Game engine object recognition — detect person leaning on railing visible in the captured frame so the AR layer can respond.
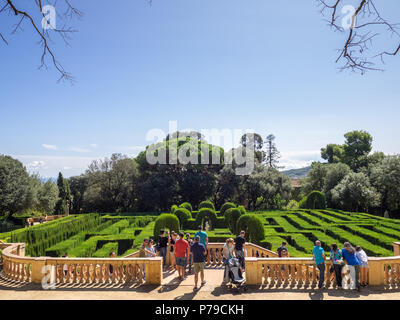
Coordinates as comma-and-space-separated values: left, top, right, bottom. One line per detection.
312, 240, 326, 290
356, 246, 369, 287
330, 243, 344, 288
342, 242, 361, 291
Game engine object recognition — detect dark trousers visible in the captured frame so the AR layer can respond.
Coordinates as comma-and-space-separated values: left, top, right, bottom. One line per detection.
333, 264, 343, 287
235, 249, 245, 269
354, 264, 361, 289
317, 263, 325, 288
159, 247, 167, 266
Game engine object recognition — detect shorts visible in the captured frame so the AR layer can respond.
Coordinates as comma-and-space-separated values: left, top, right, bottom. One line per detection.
194, 262, 205, 273
176, 257, 187, 267
360, 262, 369, 268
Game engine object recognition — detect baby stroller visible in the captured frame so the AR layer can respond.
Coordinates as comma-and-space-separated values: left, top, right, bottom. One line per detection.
226, 258, 247, 292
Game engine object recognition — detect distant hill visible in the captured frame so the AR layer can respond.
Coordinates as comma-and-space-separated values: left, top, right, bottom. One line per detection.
281, 166, 311, 179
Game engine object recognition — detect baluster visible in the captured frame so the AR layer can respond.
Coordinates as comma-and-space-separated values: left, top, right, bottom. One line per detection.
325, 263, 331, 288
276, 264, 282, 286
290, 263, 295, 286
66, 263, 71, 284
21, 262, 26, 282
71, 264, 77, 283
390, 264, 395, 286
120, 264, 125, 283
84, 264, 89, 284
26, 263, 31, 282
103, 263, 109, 283
395, 264, 400, 286
138, 263, 143, 283
304, 265, 310, 287
385, 264, 389, 285
262, 264, 268, 285
125, 263, 131, 283
77, 264, 83, 284
312, 265, 317, 286
132, 263, 138, 283
211, 249, 216, 266
297, 264, 303, 286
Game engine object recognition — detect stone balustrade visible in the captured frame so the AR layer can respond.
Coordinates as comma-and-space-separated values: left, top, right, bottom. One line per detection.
245, 257, 334, 287
2, 241, 400, 288
245, 243, 400, 288
1, 242, 162, 285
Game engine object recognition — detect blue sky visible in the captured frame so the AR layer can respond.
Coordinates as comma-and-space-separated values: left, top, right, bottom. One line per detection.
1, 0, 399, 177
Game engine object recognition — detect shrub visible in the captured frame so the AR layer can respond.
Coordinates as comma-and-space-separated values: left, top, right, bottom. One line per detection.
171, 205, 178, 213
93, 242, 118, 258
224, 208, 242, 234
179, 202, 193, 212
220, 202, 236, 216
305, 191, 327, 210
238, 205, 247, 215
195, 208, 218, 230
285, 200, 299, 210
153, 214, 180, 239
299, 196, 308, 209
174, 208, 192, 226
236, 214, 265, 243
198, 200, 215, 211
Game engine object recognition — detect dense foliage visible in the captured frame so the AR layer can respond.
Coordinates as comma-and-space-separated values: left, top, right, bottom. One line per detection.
236, 214, 265, 243
153, 214, 180, 239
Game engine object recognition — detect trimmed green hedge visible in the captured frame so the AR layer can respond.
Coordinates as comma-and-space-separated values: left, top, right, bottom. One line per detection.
236, 214, 265, 243
224, 208, 242, 234
153, 214, 180, 239
220, 202, 236, 216
195, 208, 218, 230
93, 242, 118, 258
174, 208, 192, 226
198, 200, 215, 211
179, 202, 193, 212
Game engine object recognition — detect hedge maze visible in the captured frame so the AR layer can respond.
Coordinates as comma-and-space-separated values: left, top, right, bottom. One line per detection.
1, 202, 400, 259
258, 209, 400, 257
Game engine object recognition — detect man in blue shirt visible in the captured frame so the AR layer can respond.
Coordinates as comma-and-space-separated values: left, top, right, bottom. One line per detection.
190, 236, 207, 290
312, 240, 326, 289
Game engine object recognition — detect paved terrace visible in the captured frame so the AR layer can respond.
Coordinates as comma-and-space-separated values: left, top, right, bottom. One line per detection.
1, 269, 400, 300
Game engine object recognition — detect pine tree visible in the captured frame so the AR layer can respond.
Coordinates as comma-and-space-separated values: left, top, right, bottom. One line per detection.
55, 172, 71, 214
265, 134, 283, 169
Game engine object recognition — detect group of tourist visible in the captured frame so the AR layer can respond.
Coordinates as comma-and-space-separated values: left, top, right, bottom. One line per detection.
277, 240, 369, 291
142, 226, 247, 290
310, 240, 369, 290
61, 230, 370, 291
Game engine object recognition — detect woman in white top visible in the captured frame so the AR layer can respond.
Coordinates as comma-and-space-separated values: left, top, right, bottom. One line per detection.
355, 246, 369, 286
146, 239, 156, 257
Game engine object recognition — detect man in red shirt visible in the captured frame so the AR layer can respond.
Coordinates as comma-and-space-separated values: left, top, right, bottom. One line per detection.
174, 232, 190, 280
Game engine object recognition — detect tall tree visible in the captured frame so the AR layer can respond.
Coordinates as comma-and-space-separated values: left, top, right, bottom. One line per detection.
240, 133, 265, 164
331, 172, 380, 212
343, 130, 373, 171
370, 155, 400, 214
55, 172, 71, 214
0, 155, 30, 216
321, 144, 344, 163
323, 163, 351, 207
38, 180, 59, 215
301, 162, 328, 195
265, 134, 282, 169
